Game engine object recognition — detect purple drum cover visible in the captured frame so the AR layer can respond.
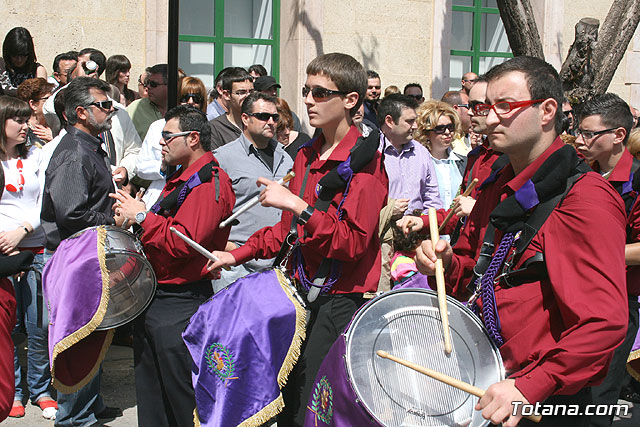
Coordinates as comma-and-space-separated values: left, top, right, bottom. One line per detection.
304, 334, 381, 426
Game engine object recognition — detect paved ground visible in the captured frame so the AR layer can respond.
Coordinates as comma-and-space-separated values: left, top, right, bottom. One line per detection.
3, 343, 639, 426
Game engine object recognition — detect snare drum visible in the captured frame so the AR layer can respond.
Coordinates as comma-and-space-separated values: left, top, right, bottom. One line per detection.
91, 226, 156, 330
305, 288, 504, 427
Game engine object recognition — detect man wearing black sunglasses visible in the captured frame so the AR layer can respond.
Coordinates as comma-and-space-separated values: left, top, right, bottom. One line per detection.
41, 77, 128, 427
208, 53, 388, 426
414, 56, 628, 427
213, 91, 293, 291
126, 64, 168, 141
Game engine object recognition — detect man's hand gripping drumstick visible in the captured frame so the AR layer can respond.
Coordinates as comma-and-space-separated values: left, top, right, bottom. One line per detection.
395, 178, 478, 236
207, 171, 305, 273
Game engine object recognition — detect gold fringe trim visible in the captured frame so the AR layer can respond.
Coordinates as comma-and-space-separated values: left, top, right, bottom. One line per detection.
275, 268, 307, 389
53, 329, 114, 393
238, 394, 284, 427
51, 226, 112, 392
193, 407, 201, 427
626, 348, 640, 382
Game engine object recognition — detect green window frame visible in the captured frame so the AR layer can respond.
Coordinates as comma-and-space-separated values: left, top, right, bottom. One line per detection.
450, 1, 512, 74
178, 0, 280, 84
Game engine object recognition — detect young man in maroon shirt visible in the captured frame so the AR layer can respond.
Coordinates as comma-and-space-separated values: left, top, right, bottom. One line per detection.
574, 93, 640, 427
111, 105, 235, 427
210, 53, 388, 426
414, 56, 628, 426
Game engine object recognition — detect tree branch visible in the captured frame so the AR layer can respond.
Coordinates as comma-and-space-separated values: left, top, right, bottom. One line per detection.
495, 0, 544, 58
591, 0, 640, 94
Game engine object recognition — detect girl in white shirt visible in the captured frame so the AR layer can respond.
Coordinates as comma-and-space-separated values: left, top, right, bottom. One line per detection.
0, 95, 56, 419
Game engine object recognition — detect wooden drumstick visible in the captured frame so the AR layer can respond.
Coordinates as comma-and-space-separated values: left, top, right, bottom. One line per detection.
428, 207, 452, 355
169, 227, 231, 271
439, 178, 479, 233
376, 350, 542, 423
220, 171, 295, 228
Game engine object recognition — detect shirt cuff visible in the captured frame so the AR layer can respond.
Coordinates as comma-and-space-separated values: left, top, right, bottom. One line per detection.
230, 245, 252, 265
513, 366, 557, 405
301, 209, 322, 235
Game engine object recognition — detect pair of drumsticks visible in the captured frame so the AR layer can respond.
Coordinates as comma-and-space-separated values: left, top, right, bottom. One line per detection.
381, 179, 541, 423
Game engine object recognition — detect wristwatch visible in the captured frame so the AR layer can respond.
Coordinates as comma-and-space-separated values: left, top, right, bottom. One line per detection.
135, 211, 148, 225
296, 206, 315, 225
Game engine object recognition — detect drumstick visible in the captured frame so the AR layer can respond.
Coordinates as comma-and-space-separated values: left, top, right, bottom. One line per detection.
428, 207, 452, 355
220, 171, 295, 228
169, 227, 231, 271
376, 350, 542, 423
438, 178, 479, 233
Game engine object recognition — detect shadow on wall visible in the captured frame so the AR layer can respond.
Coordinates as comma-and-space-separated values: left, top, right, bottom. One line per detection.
430, 2, 452, 99
357, 34, 379, 71
289, 1, 324, 57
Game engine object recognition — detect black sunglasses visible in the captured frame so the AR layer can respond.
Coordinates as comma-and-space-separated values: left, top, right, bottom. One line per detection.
247, 112, 280, 122
146, 80, 166, 88
428, 123, 455, 134
180, 93, 203, 104
406, 94, 423, 100
87, 100, 113, 110
302, 86, 347, 100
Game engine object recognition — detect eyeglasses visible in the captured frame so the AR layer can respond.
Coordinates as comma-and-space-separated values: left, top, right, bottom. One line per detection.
576, 127, 618, 140
302, 86, 347, 100
406, 94, 423, 100
161, 130, 200, 142
563, 110, 574, 117
463, 79, 478, 83
229, 89, 253, 96
180, 93, 203, 104
473, 99, 546, 117
86, 100, 113, 110
468, 100, 484, 114
246, 112, 280, 122
427, 123, 455, 134
146, 80, 166, 88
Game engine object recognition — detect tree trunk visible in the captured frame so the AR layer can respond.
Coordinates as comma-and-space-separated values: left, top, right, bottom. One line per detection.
559, 18, 599, 103
591, 0, 640, 94
495, 0, 544, 59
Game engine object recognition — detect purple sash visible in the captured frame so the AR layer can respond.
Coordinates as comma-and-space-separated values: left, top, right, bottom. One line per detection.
627, 296, 640, 379
42, 226, 113, 392
183, 269, 306, 426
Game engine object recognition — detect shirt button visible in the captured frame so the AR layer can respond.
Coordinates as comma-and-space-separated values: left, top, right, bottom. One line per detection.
525, 374, 531, 379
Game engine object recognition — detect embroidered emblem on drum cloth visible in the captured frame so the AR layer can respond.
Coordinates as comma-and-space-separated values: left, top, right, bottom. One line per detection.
308, 376, 333, 425
204, 343, 238, 386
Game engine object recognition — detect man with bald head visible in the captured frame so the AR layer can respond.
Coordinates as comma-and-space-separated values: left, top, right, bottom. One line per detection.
442, 90, 472, 155
461, 71, 479, 95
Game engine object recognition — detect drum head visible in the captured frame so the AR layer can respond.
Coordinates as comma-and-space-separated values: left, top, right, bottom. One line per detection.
71, 226, 157, 330
345, 288, 504, 427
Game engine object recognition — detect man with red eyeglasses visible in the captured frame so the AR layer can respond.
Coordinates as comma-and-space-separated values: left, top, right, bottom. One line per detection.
209, 53, 388, 426
414, 56, 627, 426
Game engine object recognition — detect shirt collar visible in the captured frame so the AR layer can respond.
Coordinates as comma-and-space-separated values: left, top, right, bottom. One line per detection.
169, 151, 216, 183
310, 125, 362, 163
380, 132, 415, 155
507, 136, 564, 193
238, 133, 277, 157
66, 126, 103, 152
605, 149, 634, 183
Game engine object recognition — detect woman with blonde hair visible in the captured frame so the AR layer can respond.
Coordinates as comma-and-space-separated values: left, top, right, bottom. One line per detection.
628, 128, 640, 161
414, 100, 467, 211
